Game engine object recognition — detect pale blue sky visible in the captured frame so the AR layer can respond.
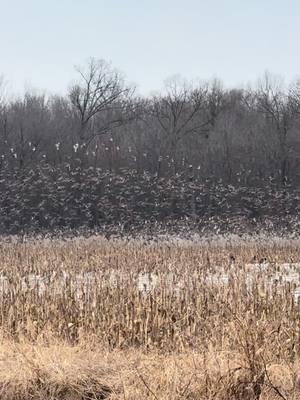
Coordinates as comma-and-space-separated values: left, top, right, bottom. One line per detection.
0, 0, 299, 96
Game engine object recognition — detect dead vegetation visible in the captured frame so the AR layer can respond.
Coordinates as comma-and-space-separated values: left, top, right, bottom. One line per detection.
0, 235, 299, 399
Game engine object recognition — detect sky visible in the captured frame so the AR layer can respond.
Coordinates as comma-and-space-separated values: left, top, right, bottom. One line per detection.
0, 0, 300, 96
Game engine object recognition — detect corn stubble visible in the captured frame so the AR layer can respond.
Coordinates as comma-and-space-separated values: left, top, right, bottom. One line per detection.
0, 236, 299, 399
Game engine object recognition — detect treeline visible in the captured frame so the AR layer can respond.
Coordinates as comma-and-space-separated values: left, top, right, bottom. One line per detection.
0, 58, 299, 186
0, 59, 300, 235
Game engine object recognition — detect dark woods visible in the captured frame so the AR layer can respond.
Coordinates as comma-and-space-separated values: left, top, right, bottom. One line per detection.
0, 60, 299, 235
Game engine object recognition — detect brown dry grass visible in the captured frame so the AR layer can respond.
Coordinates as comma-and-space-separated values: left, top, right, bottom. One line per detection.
0, 235, 299, 399
0, 341, 299, 399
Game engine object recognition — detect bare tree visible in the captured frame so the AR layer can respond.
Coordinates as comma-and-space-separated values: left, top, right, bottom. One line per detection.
9, 92, 51, 169
150, 77, 219, 173
254, 72, 300, 184
69, 58, 135, 161
0, 76, 9, 147
0, 77, 9, 169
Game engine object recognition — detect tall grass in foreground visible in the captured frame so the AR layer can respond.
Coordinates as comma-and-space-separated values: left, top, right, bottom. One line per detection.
0, 236, 299, 399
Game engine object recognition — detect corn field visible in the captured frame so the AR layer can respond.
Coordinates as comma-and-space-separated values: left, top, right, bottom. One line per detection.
0, 236, 300, 399
0, 236, 299, 348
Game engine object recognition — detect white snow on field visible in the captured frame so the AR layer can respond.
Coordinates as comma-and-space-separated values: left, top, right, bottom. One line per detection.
0, 262, 299, 300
